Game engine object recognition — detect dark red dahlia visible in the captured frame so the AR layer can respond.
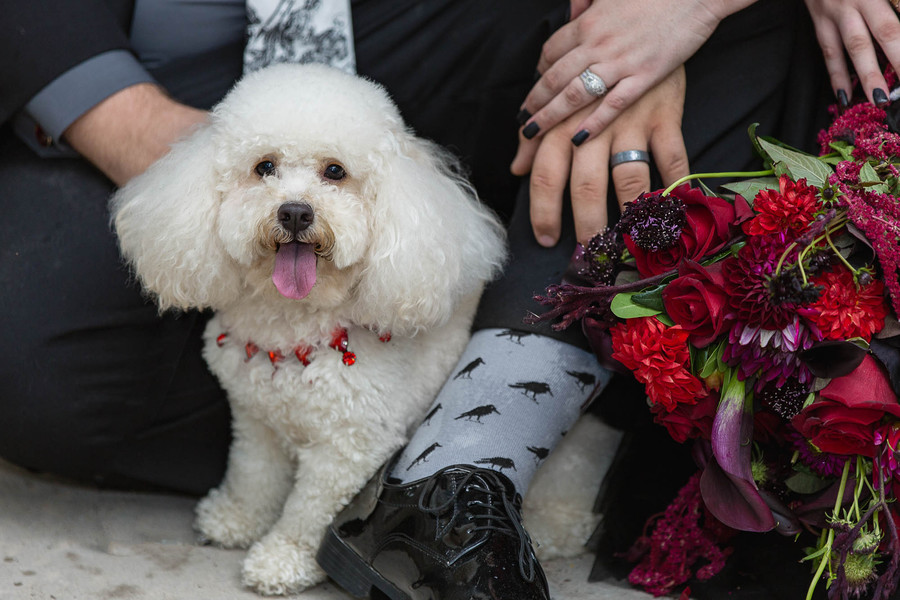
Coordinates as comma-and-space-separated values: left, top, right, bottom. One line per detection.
723, 318, 817, 391
722, 234, 799, 330
788, 430, 848, 478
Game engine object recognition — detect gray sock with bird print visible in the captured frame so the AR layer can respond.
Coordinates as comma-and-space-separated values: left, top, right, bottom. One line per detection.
392, 328, 610, 492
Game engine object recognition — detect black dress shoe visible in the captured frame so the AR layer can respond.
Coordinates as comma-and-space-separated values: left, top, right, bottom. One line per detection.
317, 463, 550, 600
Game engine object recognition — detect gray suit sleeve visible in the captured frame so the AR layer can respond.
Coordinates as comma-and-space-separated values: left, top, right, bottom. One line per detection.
12, 50, 155, 156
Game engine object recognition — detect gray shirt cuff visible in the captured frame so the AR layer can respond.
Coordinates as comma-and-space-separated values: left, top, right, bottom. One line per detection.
12, 50, 156, 157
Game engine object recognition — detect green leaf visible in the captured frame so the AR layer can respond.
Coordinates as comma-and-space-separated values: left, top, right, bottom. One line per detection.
632, 284, 666, 312
655, 314, 675, 327
828, 141, 855, 161
785, 471, 832, 494
748, 123, 768, 166
773, 161, 793, 180
757, 137, 833, 188
859, 161, 888, 193
698, 178, 717, 198
697, 342, 725, 378
720, 177, 780, 203
610, 292, 661, 319
759, 135, 810, 156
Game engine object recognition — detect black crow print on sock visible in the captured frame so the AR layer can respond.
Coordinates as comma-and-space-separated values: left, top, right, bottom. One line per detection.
474, 457, 516, 472
422, 403, 442, 425
495, 330, 532, 345
453, 357, 484, 379
406, 442, 442, 471
454, 404, 501, 423
391, 328, 610, 492
508, 381, 553, 403
566, 370, 596, 391
526, 446, 549, 463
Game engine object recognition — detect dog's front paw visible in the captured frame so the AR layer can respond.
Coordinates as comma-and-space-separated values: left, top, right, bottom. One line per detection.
242, 534, 325, 596
194, 488, 277, 549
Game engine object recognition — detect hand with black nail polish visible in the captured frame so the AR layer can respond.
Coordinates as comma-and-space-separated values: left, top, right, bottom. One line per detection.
804, 0, 900, 108
510, 66, 689, 249
836, 89, 849, 108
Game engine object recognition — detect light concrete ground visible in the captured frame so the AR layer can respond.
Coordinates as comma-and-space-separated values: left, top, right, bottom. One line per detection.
0, 457, 652, 600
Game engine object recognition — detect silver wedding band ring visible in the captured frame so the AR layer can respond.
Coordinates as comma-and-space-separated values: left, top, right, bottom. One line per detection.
580, 68, 608, 97
609, 150, 651, 168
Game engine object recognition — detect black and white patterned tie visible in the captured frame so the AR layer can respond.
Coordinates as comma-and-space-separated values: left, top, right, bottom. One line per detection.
244, 0, 355, 74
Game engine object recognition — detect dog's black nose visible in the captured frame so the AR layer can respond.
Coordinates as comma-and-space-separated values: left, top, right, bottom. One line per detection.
278, 202, 314, 235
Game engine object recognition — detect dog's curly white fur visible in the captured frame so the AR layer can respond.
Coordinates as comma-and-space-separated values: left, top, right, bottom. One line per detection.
111, 64, 506, 596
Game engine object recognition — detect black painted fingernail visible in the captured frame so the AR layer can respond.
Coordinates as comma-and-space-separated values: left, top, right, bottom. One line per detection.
571, 129, 590, 147
836, 89, 849, 108
874, 88, 889, 106
522, 122, 540, 139
516, 109, 532, 126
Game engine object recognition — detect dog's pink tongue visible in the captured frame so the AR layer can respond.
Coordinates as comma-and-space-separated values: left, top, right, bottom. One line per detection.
273, 242, 317, 299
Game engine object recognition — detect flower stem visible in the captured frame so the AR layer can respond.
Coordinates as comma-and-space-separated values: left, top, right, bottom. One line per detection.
853, 456, 864, 521
773, 212, 848, 279
834, 458, 851, 522
824, 226, 856, 275
806, 459, 851, 600
525, 270, 673, 328
662, 170, 775, 196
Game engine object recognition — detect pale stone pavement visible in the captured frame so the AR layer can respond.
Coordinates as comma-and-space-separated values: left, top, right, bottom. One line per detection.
0, 457, 654, 600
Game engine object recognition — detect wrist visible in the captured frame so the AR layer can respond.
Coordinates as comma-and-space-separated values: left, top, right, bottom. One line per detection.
64, 83, 207, 186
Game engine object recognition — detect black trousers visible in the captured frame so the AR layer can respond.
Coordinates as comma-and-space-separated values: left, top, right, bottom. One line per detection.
0, 0, 827, 495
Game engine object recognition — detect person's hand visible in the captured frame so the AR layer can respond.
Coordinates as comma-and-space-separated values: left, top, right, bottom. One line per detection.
516, 0, 754, 148
64, 83, 208, 186
803, 0, 900, 107
512, 66, 689, 247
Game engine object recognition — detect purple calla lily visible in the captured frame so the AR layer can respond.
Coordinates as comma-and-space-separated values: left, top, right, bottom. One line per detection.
700, 372, 777, 532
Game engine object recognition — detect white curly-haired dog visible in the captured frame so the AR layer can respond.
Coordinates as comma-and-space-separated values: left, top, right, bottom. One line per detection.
110, 63, 508, 595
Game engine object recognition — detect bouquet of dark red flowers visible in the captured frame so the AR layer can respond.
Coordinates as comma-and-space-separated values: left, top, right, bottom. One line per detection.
530, 85, 900, 598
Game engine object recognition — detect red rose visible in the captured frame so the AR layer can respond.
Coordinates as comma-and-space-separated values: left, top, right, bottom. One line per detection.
661, 260, 731, 348
791, 355, 900, 457
652, 391, 718, 443
625, 184, 736, 277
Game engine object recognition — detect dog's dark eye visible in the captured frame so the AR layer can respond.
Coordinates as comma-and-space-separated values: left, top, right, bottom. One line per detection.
323, 164, 346, 181
255, 160, 276, 177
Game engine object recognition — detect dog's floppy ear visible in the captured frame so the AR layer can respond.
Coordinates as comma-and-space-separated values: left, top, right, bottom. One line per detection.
110, 125, 242, 311
352, 133, 507, 335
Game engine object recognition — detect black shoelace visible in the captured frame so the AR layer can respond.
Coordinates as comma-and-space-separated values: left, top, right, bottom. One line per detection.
416, 466, 538, 582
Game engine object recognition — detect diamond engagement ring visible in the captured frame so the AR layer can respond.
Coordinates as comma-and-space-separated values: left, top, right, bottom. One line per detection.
580, 68, 608, 97
609, 150, 651, 167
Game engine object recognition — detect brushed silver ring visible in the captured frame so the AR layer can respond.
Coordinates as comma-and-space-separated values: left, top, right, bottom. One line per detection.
609, 150, 650, 167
